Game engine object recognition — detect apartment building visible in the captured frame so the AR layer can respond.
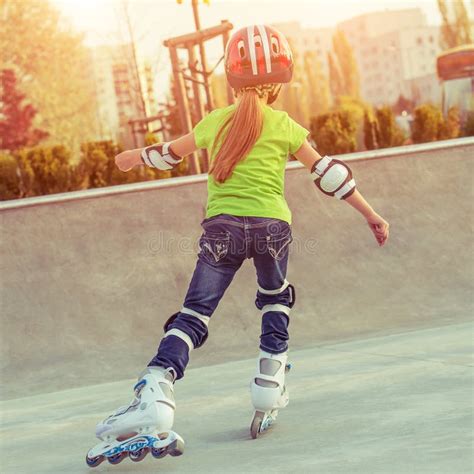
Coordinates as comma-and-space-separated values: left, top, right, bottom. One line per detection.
339, 9, 441, 106
88, 44, 147, 148
273, 8, 442, 107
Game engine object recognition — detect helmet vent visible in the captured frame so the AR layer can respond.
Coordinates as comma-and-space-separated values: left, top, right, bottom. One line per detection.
271, 36, 279, 54
238, 40, 245, 58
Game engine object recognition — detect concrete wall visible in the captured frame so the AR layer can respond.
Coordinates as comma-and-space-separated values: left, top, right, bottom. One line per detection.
1, 144, 472, 399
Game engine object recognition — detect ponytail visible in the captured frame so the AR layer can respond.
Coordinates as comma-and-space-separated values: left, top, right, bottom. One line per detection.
209, 89, 264, 183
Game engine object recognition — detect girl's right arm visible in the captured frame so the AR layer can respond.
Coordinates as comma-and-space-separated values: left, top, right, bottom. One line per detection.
293, 140, 389, 247
115, 132, 198, 172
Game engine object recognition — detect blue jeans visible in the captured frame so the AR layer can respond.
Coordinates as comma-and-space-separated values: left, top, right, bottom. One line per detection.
148, 214, 295, 379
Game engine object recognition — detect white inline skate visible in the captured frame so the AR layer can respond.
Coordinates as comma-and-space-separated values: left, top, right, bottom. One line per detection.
250, 350, 291, 439
86, 366, 184, 467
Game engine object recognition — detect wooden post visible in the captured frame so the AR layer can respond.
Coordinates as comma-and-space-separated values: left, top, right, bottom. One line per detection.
169, 45, 200, 174
187, 43, 208, 171
187, 44, 204, 125
192, 0, 213, 111
222, 21, 234, 105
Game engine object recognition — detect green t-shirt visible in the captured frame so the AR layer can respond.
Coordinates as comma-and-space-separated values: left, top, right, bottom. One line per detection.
193, 103, 309, 225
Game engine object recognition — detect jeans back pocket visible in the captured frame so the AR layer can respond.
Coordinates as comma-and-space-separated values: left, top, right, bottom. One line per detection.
199, 230, 231, 264
266, 231, 293, 261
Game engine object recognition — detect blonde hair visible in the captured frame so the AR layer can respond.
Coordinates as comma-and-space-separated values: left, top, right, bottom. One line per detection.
209, 84, 278, 183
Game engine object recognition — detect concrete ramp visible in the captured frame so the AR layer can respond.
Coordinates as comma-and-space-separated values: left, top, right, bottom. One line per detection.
1, 322, 472, 473
1, 142, 473, 400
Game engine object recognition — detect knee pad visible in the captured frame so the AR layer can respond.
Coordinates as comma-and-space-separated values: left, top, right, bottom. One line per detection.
163, 311, 209, 350
255, 280, 296, 312
251, 350, 289, 411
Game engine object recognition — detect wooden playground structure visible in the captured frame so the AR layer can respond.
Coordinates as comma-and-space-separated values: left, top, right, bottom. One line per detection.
128, 1, 234, 174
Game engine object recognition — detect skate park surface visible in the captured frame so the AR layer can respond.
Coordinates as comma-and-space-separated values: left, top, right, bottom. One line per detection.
1, 140, 473, 473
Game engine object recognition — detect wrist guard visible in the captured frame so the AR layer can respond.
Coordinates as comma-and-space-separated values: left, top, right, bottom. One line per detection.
311, 156, 356, 200
141, 142, 183, 170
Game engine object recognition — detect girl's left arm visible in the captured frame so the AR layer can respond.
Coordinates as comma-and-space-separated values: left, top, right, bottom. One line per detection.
115, 132, 198, 172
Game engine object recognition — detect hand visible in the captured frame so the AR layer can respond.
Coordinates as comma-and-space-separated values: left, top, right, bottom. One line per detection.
115, 150, 140, 172
366, 212, 389, 247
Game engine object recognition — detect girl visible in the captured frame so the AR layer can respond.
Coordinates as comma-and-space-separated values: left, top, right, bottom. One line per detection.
86, 24, 389, 467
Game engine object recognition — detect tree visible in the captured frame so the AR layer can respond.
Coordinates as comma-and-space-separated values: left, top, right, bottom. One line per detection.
412, 104, 445, 143
165, 73, 185, 138
16, 145, 73, 196
328, 52, 344, 99
310, 111, 357, 156
363, 110, 379, 150
272, 37, 309, 124
0, 153, 21, 200
331, 30, 360, 99
0, 69, 48, 151
437, 0, 473, 49
439, 106, 461, 139
0, 0, 99, 151
375, 106, 405, 148
210, 73, 230, 109
462, 111, 474, 136
303, 51, 330, 116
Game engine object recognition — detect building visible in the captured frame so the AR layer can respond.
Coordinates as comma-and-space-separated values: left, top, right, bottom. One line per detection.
338, 9, 442, 106
273, 8, 442, 108
140, 60, 159, 118
271, 21, 334, 77
88, 44, 147, 148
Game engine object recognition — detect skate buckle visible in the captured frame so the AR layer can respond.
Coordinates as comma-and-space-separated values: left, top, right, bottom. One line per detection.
133, 379, 147, 395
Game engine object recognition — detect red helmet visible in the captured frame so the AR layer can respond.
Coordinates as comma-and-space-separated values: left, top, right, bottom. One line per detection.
225, 25, 293, 89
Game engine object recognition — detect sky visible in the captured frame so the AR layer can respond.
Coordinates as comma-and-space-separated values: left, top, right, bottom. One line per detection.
51, 0, 446, 99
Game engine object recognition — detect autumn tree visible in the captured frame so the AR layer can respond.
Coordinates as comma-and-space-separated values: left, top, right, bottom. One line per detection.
327, 52, 344, 100
303, 51, 330, 116
374, 106, 405, 148
437, 0, 473, 49
329, 30, 360, 101
0, 0, 99, 152
411, 104, 460, 143
310, 111, 357, 156
363, 110, 379, 150
0, 69, 48, 151
210, 73, 229, 109
271, 37, 309, 125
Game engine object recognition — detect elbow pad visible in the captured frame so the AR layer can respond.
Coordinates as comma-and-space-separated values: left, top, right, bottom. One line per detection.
311, 156, 356, 200
141, 142, 183, 171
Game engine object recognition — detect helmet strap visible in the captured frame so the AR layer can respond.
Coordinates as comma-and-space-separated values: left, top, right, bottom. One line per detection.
234, 83, 282, 104
267, 84, 282, 105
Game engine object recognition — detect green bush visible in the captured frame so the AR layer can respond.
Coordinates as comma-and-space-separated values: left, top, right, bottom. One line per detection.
78, 140, 174, 188
412, 104, 461, 143
0, 153, 21, 200
412, 104, 444, 143
16, 145, 73, 197
439, 106, 460, 140
310, 110, 357, 156
374, 106, 405, 148
363, 110, 379, 150
462, 112, 474, 137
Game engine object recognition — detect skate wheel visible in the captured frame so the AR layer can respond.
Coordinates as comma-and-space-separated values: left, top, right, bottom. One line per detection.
129, 447, 149, 462
151, 447, 167, 459
85, 454, 104, 468
168, 438, 185, 457
107, 452, 128, 464
250, 411, 264, 439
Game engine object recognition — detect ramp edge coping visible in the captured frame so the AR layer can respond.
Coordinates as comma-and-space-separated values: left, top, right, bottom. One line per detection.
1, 137, 472, 211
